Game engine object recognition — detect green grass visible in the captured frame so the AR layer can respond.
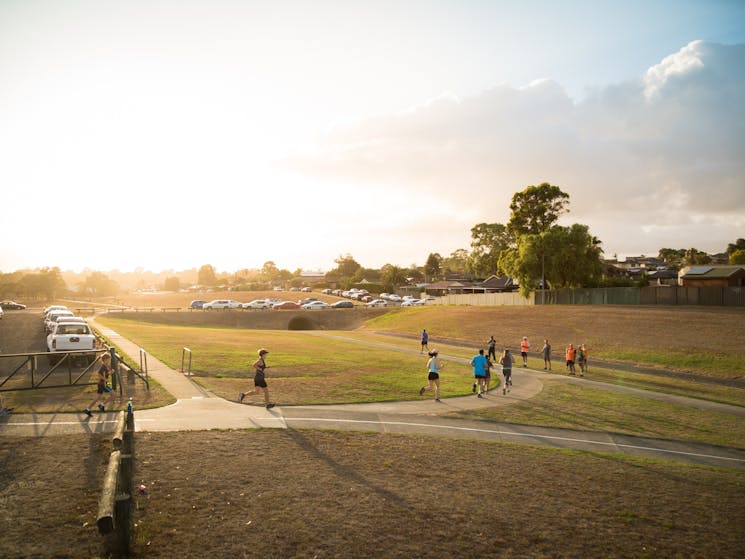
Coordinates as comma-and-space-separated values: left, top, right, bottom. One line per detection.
600, 349, 743, 377
454, 380, 745, 450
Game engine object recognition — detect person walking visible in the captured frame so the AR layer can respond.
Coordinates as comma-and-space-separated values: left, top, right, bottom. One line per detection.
487, 336, 497, 361
419, 349, 443, 402
565, 344, 577, 375
520, 336, 530, 367
542, 339, 552, 371
470, 349, 488, 397
239, 348, 276, 409
84, 353, 115, 417
421, 329, 429, 353
578, 343, 588, 377
499, 348, 515, 395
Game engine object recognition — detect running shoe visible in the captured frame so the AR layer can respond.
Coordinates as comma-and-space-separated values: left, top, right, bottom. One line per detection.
84, 408, 92, 417
239, 392, 245, 403
266, 403, 276, 409
472, 383, 477, 393
98, 404, 105, 412
419, 387, 425, 396
477, 393, 483, 398
435, 398, 442, 403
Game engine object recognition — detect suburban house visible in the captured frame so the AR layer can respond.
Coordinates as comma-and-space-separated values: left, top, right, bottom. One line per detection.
423, 276, 517, 296
299, 270, 327, 285
678, 266, 745, 287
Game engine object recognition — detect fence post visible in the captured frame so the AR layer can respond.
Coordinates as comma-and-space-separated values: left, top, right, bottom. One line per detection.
181, 347, 192, 376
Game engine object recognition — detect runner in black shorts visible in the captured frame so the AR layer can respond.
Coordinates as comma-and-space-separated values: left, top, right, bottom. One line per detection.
239, 348, 275, 409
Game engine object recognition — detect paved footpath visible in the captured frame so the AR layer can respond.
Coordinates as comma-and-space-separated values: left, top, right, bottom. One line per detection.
2, 320, 744, 470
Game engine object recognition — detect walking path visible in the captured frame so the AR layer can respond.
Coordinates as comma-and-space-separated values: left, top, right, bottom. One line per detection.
2, 320, 744, 470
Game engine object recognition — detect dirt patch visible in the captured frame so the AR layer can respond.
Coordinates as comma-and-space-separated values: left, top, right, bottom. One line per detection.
4, 430, 743, 558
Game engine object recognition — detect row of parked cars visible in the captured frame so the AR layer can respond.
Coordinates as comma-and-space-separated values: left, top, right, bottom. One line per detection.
189, 298, 355, 311
42, 305, 98, 364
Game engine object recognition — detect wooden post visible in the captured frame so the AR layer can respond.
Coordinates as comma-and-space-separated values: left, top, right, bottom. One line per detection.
112, 411, 126, 450
96, 450, 121, 535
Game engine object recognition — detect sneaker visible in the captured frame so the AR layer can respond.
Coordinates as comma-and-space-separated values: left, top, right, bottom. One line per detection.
419, 387, 426, 396
98, 404, 105, 412
472, 383, 477, 393
435, 398, 442, 403
477, 393, 483, 398
239, 392, 245, 403
266, 403, 276, 409
84, 408, 92, 417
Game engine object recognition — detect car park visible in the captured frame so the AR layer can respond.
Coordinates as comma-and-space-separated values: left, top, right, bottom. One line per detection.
273, 301, 301, 310
330, 300, 354, 308
190, 300, 207, 309
365, 299, 387, 307
202, 299, 242, 310
301, 300, 329, 310
0, 300, 26, 310
243, 299, 272, 309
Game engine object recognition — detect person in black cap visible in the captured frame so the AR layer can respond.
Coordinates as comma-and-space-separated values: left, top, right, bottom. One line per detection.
239, 348, 275, 409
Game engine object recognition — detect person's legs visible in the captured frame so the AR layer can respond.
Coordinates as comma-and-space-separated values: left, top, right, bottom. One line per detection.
434, 378, 440, 400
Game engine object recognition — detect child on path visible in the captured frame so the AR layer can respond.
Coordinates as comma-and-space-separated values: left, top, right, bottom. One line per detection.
499, 348, 515, 395
542, 339, 552, 371
470, 349, 488, 398
239, 348, 276, 409
520, 336, 530, 367
84, 353, 115, 417
419, 349, 443, 402
421, 329, 429, 353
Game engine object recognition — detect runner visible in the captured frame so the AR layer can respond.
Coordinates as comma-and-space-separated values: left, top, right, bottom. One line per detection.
421, 329, 429, 353
499, 348, 515, 395
239, 348, 276, 409
470, 349, 488, 397
578, 343, 588, 377
487, 335, 497, 361
542, 339, 552, 371
520, 336, 530, 367
419, 349, 443, 402
565, 344, 577, 375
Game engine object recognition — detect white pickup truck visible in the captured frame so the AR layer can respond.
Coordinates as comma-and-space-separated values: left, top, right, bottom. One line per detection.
46, 320, 97, 364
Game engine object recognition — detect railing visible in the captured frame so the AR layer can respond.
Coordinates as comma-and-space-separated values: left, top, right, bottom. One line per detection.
97, 409, 135, 558
181, 347, 192, 376
0, 349, 111, 392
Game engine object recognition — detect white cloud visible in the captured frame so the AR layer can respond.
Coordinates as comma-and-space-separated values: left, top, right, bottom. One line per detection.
285, 41, 745, 256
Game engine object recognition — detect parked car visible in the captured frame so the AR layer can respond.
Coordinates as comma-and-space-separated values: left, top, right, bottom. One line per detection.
330, 300, 354, 308
273, 301, 301, 310
301, 287, 312, 292
401, 298, 425, 306
0, 300, 26, 310
299, 297, 319, 305
43, 305, 68, 319
301, 300, 329, 310
365, 299, 387, 307
45, 310, 75, 332
190, 300, 207, 309
202, 299, 242, 310
243, 299, 272, 309
387, 294, 402, 302
321, 289, 332, 295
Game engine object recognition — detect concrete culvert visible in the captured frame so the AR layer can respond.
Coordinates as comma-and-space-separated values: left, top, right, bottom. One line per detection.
287, 316, 316, 331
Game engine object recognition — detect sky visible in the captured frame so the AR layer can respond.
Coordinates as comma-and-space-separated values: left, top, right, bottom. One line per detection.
1, 0, 744, 274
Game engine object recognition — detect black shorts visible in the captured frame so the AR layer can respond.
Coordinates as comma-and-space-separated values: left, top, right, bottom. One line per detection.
97, 383, 112, 394
502, 369, 512, 379
566, 360, 574, 366
254, 373, 268, 388
521, 352, 528, 358
428, 372, 439, 381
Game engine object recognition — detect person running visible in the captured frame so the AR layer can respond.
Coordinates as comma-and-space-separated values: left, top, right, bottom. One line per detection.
419, 349, 443, 402
487, 335, 497, 361
520, 336, 530, 367
470, 349, 488, 397
421, 329, 429, 353
578, 343, 588, 377
499, 348, 515, 395
239, 348, 276, 409
484, 355, 493, 392
565, 343, 577, 375
84, 353, 115, 417
542, 339, 552, 371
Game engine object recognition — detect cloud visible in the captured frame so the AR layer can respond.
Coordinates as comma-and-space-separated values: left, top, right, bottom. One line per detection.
285, 41, 745, 254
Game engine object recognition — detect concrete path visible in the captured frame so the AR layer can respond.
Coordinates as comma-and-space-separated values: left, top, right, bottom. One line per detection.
2, 320, 744, 470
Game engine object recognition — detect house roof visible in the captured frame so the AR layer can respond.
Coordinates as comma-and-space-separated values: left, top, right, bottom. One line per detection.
479, 275, 514, 288
680, 266, 745, 279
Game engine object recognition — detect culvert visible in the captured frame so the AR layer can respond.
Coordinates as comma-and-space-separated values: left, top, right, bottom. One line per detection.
287, 315, 316, 330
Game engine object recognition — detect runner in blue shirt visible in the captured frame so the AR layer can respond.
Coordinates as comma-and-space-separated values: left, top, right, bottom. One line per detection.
470, 349, 488, 398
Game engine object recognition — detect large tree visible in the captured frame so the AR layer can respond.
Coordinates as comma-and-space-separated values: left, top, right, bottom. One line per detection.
466, 222, 512, 277
726, 238, 745, 256
424, 253, 442, 281
381, 264, 407, 292
198, 264, 217, 286
500, 224, 603, 297
507, 182, 570, 237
